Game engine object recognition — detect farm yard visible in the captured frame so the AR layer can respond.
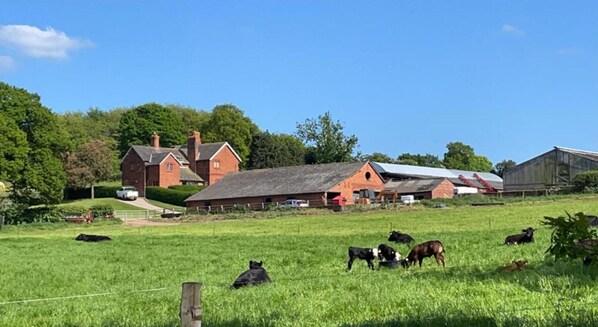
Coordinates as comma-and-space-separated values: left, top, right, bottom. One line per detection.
1, 196, 597, 327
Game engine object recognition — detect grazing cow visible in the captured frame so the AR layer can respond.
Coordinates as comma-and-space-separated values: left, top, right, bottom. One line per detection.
232, 260, 272, 289
388, 230, 415, 244
75, 233, 112, 242
504, 227, 536, 245
347, 247, 379, 271
502, 259, 528, 272
405, 240, 445, 268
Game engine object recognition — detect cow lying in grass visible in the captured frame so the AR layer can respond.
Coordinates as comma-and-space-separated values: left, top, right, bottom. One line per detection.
405, 240, 445, 268
587, 215, 598, 227
75, 234, 112, 242
388, 230, 415, 244
232, 260, 271, 289
573, 239, 598, 266
504, 227, 536, 245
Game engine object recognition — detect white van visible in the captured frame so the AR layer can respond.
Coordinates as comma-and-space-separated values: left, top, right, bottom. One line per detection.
278, 199, 309, 209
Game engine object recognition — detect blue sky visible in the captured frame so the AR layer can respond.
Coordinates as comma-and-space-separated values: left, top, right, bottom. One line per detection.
1, 1, 596, 165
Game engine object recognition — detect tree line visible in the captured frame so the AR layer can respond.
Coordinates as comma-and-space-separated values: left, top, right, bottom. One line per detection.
0, 81, 515, 207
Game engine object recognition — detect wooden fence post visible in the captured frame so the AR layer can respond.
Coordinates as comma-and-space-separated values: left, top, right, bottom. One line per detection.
180, 282, 202, 327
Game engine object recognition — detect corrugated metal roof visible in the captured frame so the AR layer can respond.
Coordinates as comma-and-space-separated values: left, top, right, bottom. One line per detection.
372, 162, 503, 182
384, 178, 450, 193
186, 161, 372, 202
555, 146, 598, 162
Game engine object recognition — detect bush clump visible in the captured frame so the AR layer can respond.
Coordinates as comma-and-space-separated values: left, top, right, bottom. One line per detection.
89, 205, 114, 219
572, 170, 598, 193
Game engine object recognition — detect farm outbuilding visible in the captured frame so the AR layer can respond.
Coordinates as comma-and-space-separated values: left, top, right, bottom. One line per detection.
382, 178, 455, 201
503, 146, 598, 191
185, 161, 385, 210
372, 162, 503, 193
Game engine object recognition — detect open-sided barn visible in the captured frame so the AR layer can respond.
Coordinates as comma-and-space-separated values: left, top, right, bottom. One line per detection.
185, 161, 384, 209
372, 162, 503, 193
382, 178, 455, 201
503, 146, 598, 191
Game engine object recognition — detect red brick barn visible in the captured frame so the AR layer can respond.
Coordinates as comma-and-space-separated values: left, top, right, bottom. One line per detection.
185, 161, 385, 209
121, 132, 241, 196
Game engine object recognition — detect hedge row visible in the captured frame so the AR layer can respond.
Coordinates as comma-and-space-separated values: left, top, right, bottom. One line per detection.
146, 186, 201, 207
168, 185, 205, 193
64, 185, 121, 200
573, 170, 598, 192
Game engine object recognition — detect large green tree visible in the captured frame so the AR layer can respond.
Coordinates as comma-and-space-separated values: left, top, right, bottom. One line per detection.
202, 104, 259, 165
492, 159, 517, 177
64, 139, 116, 198
0, 82, 69, 205
359, 152, 397, 164
397, 153, 444, 167
296, 112, 358, 164
170, 104, 211, 135
117, 103, 186, 155
247, 131, 306, 169
443, 142, 493, 172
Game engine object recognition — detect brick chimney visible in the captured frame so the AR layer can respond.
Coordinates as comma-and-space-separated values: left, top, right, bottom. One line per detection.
151, 132, 160, 149
187, 131, 201, 172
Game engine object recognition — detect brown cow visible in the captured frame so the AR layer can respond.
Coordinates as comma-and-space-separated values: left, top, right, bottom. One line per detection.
405, 240, 445, 268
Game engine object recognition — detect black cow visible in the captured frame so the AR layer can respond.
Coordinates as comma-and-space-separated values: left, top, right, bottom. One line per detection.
504, 227, 536, 245
377, 244, 400, 262
405, 240, 446, 268
232, 260, 271, 289
388, 230, 415, 244
347, 247, 379, 271
75, 233, 112, 242
587, 215, 598, 227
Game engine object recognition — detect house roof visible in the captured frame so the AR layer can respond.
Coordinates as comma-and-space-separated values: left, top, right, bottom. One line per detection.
131, 145, 190, 165
179, 142, 242, 162
180, 167, 204, 182
384, 178, 452, 194
372, 162, 503, 190
186, 161, 373, 202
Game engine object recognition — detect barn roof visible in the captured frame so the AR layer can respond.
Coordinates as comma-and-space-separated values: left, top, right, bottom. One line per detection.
372, 162, 502, 181
555, 146, 598, 162
384, 178, 452, 193
186, 161, 373, 202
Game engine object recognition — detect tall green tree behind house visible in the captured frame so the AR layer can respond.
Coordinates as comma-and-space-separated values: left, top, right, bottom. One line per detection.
0, 82, 69, 205
170, 104, 211, 135
118, 103, 186, 156
202, 104, 259, 166
492, 159, 517, 177
443, 142, 493, 172
248, 131, 306, 169
359, 152, 397, 164
296, 111, 359, 164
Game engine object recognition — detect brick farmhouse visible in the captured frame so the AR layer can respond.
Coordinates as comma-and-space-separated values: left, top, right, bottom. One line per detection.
121, 131, 241, 196
185, 161, 385, 209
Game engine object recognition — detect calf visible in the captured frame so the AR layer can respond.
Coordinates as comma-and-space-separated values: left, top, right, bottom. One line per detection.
75, 233, 112, 242
504, 227, 536, 245
232, 260, 272, 289
377, 244, 400, 262
573, 239, 598, 266
388, 230, 415, 244
347, 247, 379, 271
405, 240, 445, 268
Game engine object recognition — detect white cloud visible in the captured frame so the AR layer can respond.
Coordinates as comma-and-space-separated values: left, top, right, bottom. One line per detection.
0, 25, 93, 60
557, 47, 584, 55
501, 24, 525, 36
0, 55, 14, 70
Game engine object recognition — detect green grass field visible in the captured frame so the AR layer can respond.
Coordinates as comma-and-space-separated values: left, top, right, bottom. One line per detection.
1, 196, 597, 326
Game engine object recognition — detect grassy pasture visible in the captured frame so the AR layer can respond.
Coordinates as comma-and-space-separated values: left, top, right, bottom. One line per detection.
1, 196, 597, 327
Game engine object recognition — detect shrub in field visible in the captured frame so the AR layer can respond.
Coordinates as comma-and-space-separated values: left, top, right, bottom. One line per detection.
542, 212, 597, 264
1, 204, 65, 224
89, 205, 114, 219
572, 170, 598, 193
